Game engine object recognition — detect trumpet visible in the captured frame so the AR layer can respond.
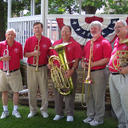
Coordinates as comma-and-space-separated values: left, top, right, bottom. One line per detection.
3, 45, 10, 76
33, 39, 40, 72
83, 40, 93, 84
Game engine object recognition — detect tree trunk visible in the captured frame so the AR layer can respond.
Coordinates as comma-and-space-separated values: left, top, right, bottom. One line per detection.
0, 1, 6, 41
83, 6, 97, 14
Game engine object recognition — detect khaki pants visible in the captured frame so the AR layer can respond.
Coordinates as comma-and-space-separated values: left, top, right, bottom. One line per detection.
0, 69, 23, 92
54, 71, 77, 116
85, 69, 107, 122
109, 74, 128, 128
27, 65, 48, 113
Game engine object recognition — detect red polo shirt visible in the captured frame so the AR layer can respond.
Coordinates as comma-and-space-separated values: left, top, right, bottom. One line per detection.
0, 40, 23, 71
108, 36, 128, 72
53, 37, 82, 68
83, 36, 112, 70
24, 35, 51, 65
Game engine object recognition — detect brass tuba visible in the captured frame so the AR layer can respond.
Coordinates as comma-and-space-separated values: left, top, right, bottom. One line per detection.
112, 39, 128, 70
49, 43, 73, 95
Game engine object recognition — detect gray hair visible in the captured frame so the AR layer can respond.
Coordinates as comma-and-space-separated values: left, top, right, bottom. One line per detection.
116, 20, 127, 26
90, 21, 102, 30
6, 28, 16, 35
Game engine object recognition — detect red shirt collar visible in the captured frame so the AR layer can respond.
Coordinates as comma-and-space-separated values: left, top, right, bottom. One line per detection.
60, 37, 74, 43
4, 40, 16, 47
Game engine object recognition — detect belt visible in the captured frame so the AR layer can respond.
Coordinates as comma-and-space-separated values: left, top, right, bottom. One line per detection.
0, 68, 19, 73
28, 64, 47, 67
111, 72, 120, 75
91, 68, 105, 72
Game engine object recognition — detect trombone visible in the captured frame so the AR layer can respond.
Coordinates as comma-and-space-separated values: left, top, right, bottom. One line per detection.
83, 40, 93, 84
81, 40, 93, 107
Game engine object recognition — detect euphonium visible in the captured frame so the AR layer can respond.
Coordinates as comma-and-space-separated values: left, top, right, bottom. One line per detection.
83, 40, 93, 84
33, 39, 40, 72
112, 39, 128, 70
49, 43, 73, 95
3, 45, 10, 76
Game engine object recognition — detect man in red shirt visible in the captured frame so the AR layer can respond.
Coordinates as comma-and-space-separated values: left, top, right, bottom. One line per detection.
0, 28, 23, 119
82, 21, 112, 126
24, 22, 51, 118
108, 20, 128, 128
50, 25, 82, 122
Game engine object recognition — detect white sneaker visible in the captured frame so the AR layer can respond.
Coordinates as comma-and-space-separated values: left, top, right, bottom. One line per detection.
89, 119, 103, 126
83, 117, 93, 123
27, 111, 37, 118
41, 111, 49, 118
66, 116, 74, 122
53, 115, 64, 121
0, 111, 9, 119
12, 111, 21, 118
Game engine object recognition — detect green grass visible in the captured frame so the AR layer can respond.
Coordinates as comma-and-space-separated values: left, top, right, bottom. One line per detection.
0, 99, 117, 128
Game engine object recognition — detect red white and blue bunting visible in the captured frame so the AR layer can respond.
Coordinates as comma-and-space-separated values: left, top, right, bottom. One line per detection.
56, 16, 128, 45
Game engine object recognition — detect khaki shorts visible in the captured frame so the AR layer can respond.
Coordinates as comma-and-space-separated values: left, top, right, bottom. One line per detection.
0, 69, 23, 92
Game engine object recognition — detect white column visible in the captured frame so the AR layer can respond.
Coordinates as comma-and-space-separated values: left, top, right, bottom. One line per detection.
8, 0, 12, 28
41, 0, 48, 36
79, 0, 82, 14
31, 0, 35, 16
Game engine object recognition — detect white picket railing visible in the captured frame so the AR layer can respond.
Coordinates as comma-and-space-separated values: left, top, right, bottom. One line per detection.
8, 14, 86, 47
8, 14, 128, 49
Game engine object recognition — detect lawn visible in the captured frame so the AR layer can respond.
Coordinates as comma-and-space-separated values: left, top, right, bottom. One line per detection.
0, 99, 117, 128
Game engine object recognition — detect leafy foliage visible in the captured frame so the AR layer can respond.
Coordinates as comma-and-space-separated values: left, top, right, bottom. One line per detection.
81, 0, 106, 14
106, 0, 128, 14
0, 0, 128, 40
48, 0, 79, 14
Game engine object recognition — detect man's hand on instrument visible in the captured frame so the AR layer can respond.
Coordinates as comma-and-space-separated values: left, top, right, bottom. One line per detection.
90, 61, 96, 68
1, 55, 11, 61
65, 69, 74, 78
32, 50, 40, 56
81, 61, 88, 69
47, 64, 52, 69
119, 66, 128, 74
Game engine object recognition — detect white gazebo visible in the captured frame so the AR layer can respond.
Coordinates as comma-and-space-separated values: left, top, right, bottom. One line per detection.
8, 0, 49, 46
7, 0, 128, 47
7, 0, 83, 47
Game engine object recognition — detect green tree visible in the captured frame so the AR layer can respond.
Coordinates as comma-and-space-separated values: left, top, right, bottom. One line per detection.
81, 0, 106, 14
1, 0, 128, 41
0, 0, 30, 41
0, 0, 28, 41
0, 1, 7, 41
48, 0, 79, 14
105, 0, 128, 14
